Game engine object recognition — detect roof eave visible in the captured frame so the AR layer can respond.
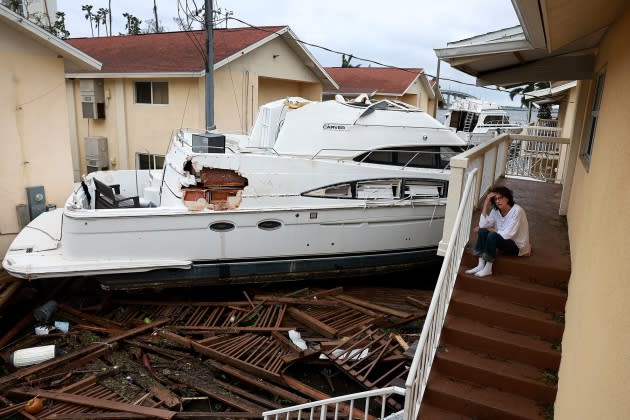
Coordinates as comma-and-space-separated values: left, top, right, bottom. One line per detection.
0, 5, 101, 70
214, 26, 338, 91
65, 71, 205, 79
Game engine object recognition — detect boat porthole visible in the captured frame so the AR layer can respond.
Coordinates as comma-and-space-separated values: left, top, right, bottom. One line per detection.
295, 213, 299, 217
258, 220, 282, 231
331, 242, 335, 246
209, 222, 235, 232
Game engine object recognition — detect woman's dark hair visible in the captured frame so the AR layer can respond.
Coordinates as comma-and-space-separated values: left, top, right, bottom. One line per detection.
491, 186, 515, 206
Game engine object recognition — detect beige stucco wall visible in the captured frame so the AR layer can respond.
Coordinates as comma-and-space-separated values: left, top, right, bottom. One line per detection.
555, 5, 630, 419
0, 21, 75, 256
69, 36, 324, 172
214, 36, 322, 134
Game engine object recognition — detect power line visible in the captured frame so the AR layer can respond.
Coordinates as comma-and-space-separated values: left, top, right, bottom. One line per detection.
226, 16, 516, 96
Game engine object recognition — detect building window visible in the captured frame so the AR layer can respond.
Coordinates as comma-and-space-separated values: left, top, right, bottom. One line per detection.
582, 69, 606, 165
136, 152, 165, 169
135, 81, 169, 104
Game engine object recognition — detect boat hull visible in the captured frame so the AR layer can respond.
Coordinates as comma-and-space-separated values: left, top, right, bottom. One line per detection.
3, 202, 445, 284
97, 247, 442, 290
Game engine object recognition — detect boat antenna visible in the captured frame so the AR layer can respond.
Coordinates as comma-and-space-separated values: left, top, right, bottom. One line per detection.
205, 0, 215, 132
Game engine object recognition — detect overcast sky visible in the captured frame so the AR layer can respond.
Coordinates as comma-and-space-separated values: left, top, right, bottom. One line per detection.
57, 0, 521, 105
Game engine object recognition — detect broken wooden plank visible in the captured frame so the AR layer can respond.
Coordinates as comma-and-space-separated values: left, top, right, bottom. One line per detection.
213, 378, 282, 410
169, 374, 264, 414
0, 280, 22, 309
405, 295, 429, 310
45, 413, 146, 419
334, 294, 413, 319
286, 307, 337, 338
174, 326, 295, 334
0, 401, 27, 418
0, 319, 168, 389
9, 387, 176, 419
58, 303, 125, 331
205, 360, 308, 405
393, 334, 410, 351
157, 330, 285, 384
251, 296, 337, 306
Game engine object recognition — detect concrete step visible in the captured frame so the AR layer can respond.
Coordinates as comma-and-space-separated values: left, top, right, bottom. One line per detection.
442, 316, 561, 370
424, 372, 549, 420
461, 252, 569, 290
450, 289, 564, 341
434, 345, 557, 404
456, 271, 567, 312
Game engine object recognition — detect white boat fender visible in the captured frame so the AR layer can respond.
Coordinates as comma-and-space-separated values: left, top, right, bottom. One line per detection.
8, 344, 61, 368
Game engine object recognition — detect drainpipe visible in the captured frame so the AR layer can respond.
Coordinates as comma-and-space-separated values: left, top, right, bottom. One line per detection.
205, 0, 215, 132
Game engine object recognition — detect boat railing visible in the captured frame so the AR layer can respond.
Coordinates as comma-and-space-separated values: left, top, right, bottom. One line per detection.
438, 132, 570, 255
403, 168, 478, 420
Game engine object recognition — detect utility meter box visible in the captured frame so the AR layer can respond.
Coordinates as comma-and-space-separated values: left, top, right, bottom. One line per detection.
26, 186, 46, 221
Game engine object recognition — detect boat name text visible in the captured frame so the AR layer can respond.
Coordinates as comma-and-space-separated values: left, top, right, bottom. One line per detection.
323, 123, 350, 131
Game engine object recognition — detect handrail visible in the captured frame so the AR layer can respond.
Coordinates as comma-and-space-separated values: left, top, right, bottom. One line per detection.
262, 386, 406, 420
402, 168, 478, 420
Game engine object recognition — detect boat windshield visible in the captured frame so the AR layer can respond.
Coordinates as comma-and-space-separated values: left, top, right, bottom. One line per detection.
353, 146, 465, 169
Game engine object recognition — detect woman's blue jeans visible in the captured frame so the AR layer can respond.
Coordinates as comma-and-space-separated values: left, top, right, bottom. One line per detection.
473, 228, 519, 262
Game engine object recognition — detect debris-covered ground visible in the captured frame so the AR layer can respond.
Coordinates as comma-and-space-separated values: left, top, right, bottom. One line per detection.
0, 268, 437, 419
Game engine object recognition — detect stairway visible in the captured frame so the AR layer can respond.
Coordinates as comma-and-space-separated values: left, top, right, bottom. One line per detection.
420, 252, 569, 420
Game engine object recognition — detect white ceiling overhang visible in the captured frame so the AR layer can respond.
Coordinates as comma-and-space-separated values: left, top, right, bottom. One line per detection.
434, 0, 622, 87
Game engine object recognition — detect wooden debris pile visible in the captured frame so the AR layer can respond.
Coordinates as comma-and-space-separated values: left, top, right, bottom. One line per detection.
0, 282, 429, 419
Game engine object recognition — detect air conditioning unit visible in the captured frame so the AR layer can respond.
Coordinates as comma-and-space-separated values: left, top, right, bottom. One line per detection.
85, 136, 109, 173
80, 79, 106, 119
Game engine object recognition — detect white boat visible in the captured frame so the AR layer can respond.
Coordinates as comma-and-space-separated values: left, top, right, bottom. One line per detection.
2, 97, 466, 289
444, 97, 523, 146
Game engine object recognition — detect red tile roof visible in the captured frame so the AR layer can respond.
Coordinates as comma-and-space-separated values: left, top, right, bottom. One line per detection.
324, 67, 424, 95
65, 26, 287, 74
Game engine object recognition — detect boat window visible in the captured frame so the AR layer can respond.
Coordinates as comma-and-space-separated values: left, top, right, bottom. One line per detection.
258, 220, 282, 230
354, 147, 439, 169
439, 146, 466, 169
304, 183, 352, 198
483, 115, 509, 125
209, 222, 235, 232
403, 180, 444, 199
356, 180, 400, 199
304, 178, 445, 200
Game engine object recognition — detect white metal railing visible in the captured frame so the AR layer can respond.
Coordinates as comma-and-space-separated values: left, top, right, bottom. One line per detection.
402, 168, 478, 420
438, 132, 570, 255
262, 386, 406, 420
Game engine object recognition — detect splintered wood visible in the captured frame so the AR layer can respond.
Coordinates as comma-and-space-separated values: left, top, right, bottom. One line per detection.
0, 284, 428, 419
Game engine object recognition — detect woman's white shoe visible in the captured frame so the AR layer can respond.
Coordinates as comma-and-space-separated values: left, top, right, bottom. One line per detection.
474, 261, 493, 277
465, 258, 486, 274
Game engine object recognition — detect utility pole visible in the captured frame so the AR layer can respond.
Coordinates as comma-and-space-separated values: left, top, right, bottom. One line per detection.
433, 59, 441, 118
205, 0, 215, 131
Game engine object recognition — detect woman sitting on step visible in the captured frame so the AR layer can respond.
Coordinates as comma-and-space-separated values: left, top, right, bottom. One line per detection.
465, 186, 531, 277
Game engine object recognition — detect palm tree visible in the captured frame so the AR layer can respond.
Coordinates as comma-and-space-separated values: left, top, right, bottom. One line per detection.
123, 12, 142, 35
341, 54, 361, 68
509, 81, 553, 120
508, 81, 550, 107
82, 4, 94, 37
